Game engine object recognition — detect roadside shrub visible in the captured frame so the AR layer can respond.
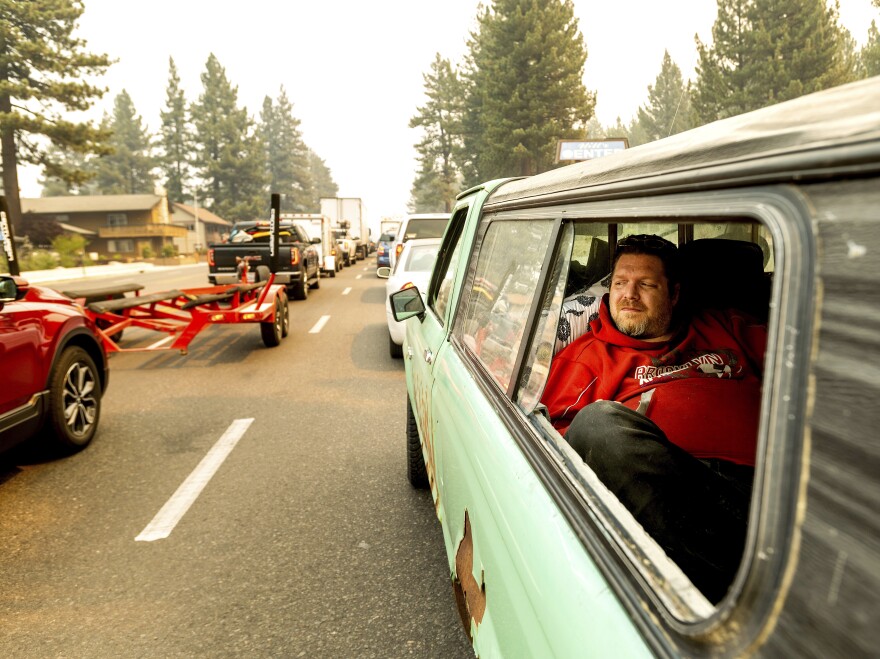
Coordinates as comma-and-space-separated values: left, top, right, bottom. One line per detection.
161, 244, 177, 258
52, 234, 90, 268
23, 250, 58, 271
141, 245, 154, 259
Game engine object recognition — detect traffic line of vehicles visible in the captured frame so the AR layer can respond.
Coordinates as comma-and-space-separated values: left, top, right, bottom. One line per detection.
0, 194, 374, 461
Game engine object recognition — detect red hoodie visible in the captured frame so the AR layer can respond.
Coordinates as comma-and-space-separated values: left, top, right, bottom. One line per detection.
542, 297, 767, 466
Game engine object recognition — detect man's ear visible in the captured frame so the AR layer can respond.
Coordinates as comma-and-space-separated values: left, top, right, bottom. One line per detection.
671, 283, 680, 307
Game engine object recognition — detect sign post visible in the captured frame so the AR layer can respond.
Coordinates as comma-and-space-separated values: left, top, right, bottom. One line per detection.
269, 193, 280, 274
0, 196, 21, 276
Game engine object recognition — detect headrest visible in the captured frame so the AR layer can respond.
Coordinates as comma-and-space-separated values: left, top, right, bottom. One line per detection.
678, 239, 768, 320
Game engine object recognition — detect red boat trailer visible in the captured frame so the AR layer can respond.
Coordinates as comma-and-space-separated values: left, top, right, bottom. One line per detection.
62, 272, 289, 355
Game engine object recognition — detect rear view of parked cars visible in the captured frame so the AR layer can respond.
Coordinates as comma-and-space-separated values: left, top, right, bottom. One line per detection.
376, 232, 396, 269
0, 274, 108, 456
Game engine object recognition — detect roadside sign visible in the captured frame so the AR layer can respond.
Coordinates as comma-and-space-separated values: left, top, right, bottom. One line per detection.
556, 139, 629, 162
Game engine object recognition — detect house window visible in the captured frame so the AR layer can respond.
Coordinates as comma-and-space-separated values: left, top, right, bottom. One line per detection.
108, 239, 134, 253
55, 214, 69, 223
107, 213, 128, 227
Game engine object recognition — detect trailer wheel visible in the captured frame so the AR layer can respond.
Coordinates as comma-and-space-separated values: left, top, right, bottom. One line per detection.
261, 296, 284, 347
43, 346, 102, 453
255, 265, 271, 282
280, 293, 290, 338
406, 394, 428, 489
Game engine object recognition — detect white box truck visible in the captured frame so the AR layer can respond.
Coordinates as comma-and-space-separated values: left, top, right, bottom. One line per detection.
320, 197, 370, 261
283, 213, 340, 277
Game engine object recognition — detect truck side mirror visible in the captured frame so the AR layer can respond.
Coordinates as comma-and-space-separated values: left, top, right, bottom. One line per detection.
390, 287, 426, 322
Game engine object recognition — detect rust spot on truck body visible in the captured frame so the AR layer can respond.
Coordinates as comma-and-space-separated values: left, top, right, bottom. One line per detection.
453, 511, 486, 636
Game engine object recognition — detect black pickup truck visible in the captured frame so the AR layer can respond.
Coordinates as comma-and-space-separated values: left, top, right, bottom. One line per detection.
207, 220, 321, 300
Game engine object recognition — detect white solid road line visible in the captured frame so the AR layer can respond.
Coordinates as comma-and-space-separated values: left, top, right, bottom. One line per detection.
342, 287, 352, 295
135, 418, 255, 542
309, 315, 330, 333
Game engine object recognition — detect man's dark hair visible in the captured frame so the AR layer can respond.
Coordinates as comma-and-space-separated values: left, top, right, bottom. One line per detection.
612, 234, 680, 289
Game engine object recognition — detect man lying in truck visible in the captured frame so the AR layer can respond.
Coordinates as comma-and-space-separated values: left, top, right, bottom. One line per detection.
540, 234, 766, 603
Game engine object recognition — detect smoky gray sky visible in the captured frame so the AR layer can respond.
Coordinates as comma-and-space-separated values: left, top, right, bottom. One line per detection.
18, 0, 878, 230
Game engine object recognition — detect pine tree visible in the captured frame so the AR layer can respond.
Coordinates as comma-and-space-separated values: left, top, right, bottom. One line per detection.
190, 54, 267, 222
635, 51, 694, 143
693, 0, 855, 125
307, 150, 337, 209
92, 90, 156, 194
39, 144, 97, 195
0, 0, 112, 226
259, 87, 313, 212
692, 0, 755, 124
861, 15, 880, 77
745, 0, 852, 107
409, 54, 463, 213
158, 58, 192, 203
460, 0, 596, 184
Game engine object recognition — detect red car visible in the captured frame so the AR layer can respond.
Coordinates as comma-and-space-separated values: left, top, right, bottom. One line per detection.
0, 274, 108, 455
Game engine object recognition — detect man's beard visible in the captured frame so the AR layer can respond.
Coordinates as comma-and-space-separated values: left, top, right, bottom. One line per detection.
612, 303, 672, 340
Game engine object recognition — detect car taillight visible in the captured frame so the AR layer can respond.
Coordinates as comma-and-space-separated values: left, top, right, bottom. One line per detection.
208, 248, 215, 267
330, 246, 337, 256
377, 245, 385, 255
290, 247, 300, 266
395, 243, 404, 259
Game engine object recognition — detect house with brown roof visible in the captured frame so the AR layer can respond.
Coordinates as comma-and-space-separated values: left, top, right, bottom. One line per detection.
21, 194, 186, 259
170, 202, 233, 253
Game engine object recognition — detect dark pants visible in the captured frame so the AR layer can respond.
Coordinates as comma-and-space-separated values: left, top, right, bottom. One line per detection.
566, 400, 754, 603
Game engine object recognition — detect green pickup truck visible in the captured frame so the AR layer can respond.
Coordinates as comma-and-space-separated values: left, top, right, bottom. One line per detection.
391, 77, 880, 658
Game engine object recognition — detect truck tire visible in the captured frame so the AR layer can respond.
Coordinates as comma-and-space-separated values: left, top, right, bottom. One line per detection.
43, 346, 102, 453
261, 295, 284, 347
309, 269, 320, 289
406, 394, 429, 489
389, 335, 403, 359
291, 268, 309, 301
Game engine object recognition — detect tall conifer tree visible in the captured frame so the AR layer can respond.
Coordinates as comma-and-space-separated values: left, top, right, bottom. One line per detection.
692, 0, 754, 124
635, 51, 693, 143
92, 90, 156, 194
409, 54, 463, 213
745, 0, 852, 106
158, 58, 192, 203
307, 150, 337, 208
190, 54, 267, 222
861, 3, 880, 77
460, 0, 595, 185
259, 87, 312, 212
0, 0, 112, 224
694, 0, 854, 124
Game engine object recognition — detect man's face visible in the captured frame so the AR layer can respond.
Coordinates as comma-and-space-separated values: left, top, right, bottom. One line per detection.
609, 253, 678, 341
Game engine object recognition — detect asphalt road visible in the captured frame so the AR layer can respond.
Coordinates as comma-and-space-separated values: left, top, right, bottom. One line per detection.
0, 260, 473, 658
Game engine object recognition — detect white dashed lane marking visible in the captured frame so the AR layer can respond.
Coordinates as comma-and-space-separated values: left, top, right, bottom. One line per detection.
309, 315, 330, 333
135, 418, 254, 542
